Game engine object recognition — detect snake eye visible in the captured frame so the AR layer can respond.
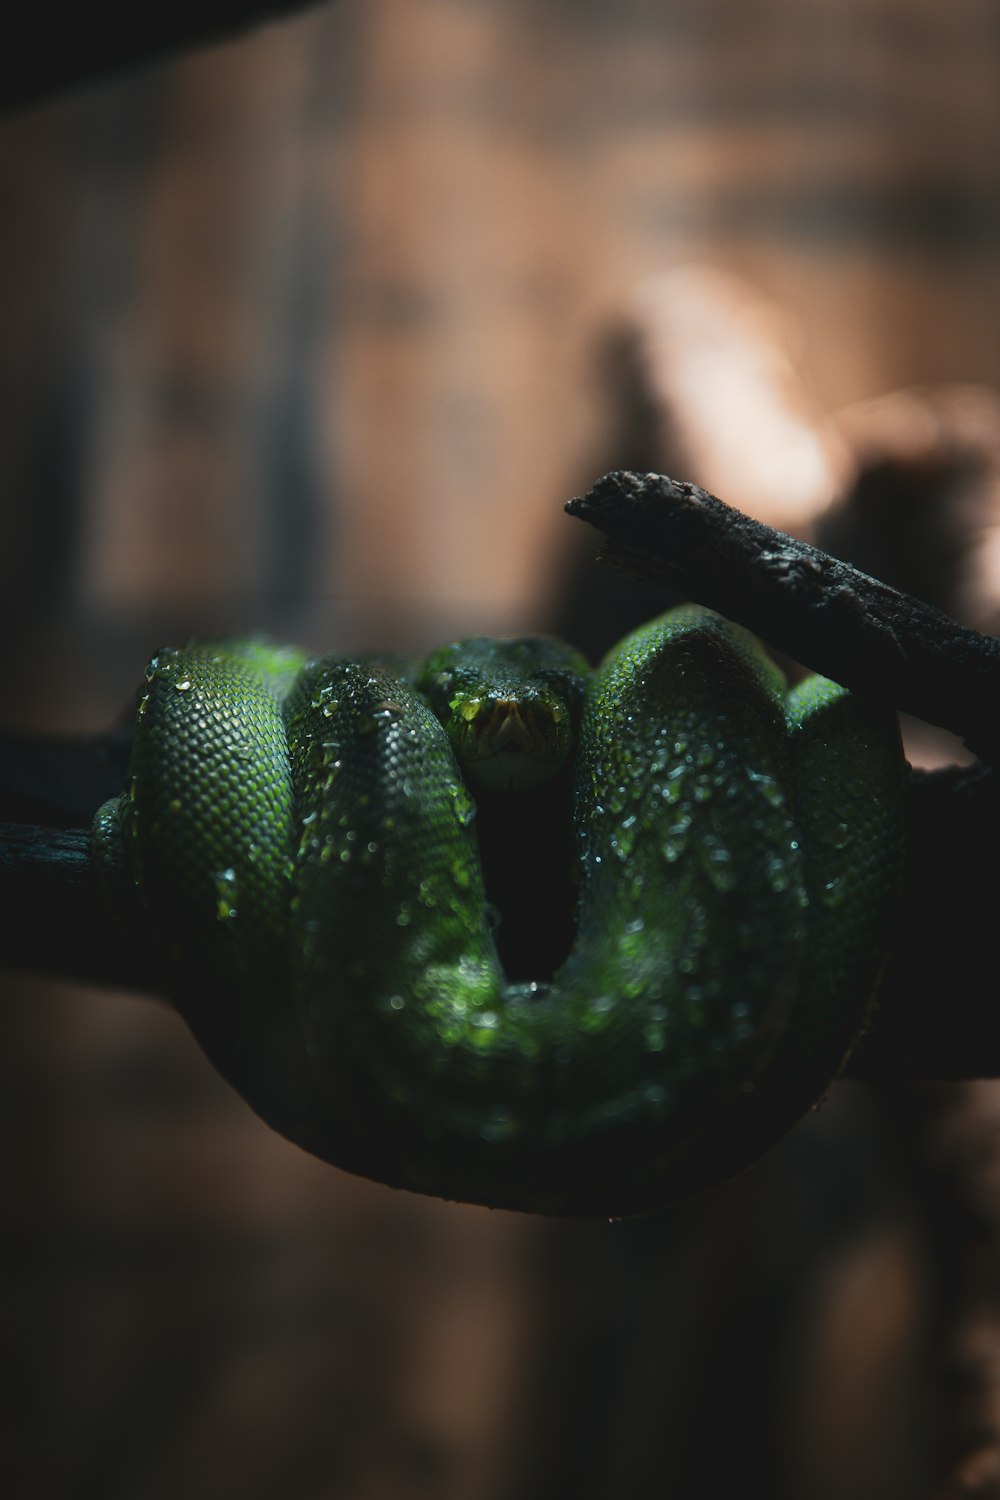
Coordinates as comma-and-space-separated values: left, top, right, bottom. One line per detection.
453, 696, 483, 724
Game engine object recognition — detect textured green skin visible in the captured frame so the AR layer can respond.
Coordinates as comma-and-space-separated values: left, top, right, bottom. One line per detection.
93, 608, 907, 1215
416, 635, 590, 788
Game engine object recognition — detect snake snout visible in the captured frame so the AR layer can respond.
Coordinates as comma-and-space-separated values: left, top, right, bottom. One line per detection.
486, 698, 535, 751
461, 696, 569, 790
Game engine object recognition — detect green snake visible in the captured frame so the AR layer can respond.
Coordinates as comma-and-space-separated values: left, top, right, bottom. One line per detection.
92, 607, 907, 1216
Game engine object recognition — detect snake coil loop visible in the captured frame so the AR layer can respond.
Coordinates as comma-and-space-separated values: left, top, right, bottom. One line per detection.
93, 607, 907, 1215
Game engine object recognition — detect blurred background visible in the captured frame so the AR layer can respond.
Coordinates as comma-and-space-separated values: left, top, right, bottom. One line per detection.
3, 0, 1000, 1495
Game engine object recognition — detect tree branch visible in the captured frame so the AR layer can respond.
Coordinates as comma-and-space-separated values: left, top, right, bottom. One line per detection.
566, 470, 1000, 762
0, 822, 154, 990
2, 0, 328, 115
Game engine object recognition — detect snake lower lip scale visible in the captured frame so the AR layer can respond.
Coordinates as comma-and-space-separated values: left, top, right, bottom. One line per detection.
91, 606, 907, 1217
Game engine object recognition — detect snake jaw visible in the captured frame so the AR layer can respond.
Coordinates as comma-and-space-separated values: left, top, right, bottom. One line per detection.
455, 695, 570, 790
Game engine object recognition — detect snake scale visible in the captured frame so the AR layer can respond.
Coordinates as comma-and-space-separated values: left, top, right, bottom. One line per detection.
92, 606, 907, 1216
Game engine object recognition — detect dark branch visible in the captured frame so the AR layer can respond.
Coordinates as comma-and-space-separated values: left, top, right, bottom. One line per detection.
0, 822, 154, 990
567, 470, 1000, 762
0, 724, 131, 828
2, 0, 327, 116
566, 470, 1000, 1076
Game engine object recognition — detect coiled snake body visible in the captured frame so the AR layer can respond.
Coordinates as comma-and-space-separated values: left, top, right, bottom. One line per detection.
93, 607, 906, 1215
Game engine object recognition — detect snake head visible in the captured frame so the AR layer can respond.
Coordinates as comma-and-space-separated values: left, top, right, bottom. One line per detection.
417, 636, 589, 790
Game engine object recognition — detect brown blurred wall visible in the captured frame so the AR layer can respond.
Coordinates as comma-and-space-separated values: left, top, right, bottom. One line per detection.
1, 2, 998, 1496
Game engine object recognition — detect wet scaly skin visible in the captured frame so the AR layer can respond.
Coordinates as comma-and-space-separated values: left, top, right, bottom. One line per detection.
92, 608, 907, 1215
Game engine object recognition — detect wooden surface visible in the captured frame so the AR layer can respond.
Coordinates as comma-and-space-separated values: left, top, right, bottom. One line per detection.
3, 1, 1000, 1494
